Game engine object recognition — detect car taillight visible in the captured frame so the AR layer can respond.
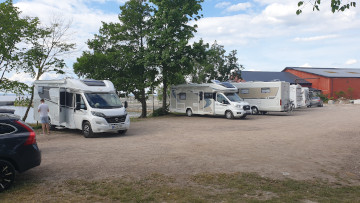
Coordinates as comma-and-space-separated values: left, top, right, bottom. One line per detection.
15, 120, 36, 145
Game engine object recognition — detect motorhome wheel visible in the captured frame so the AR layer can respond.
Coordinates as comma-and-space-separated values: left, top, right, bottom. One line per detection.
0, 160, 16, 192
225, 111, 233, 119
82, 121, 94, 138
251, 107, 259, 115
186, 109, 193, 117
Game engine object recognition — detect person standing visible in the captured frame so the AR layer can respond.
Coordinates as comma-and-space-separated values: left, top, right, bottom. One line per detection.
38, 98, 50, 135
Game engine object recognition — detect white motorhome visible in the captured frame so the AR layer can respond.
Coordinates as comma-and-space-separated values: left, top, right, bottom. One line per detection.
170, 81, 251, 119
290, 84, 303, 108
232, 81, 292, 115
301, 87, 310, 107
34, 79, 130, 138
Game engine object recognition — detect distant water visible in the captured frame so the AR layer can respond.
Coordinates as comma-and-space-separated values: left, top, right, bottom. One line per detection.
0, 95, 30, 101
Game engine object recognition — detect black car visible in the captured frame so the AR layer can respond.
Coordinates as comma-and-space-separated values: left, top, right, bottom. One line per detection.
0, 112, 41, 192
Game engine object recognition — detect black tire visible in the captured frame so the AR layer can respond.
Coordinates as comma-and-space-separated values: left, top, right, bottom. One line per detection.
251, 107, 259, 115
240, 114, 247, 119
82, 121, 94, 138
186, 109, 193, 117
0, 160, 16, 192
225, 111, 233, 119
118, 130, 127, 135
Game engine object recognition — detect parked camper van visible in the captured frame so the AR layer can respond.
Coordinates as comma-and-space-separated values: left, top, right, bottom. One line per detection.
170, 81, 251, 119
232, 81, 292, 115
301, 87, 310, 107
290, 84, 303, 108
34, 79, 130, 138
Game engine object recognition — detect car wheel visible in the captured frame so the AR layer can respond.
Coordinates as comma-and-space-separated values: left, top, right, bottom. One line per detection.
82, 121, 94, 138
118, 130, 127, 135
186, 109, 193, 117
251, 107, 259, 115
0, 160, 16, 192
225, 111, 233, 119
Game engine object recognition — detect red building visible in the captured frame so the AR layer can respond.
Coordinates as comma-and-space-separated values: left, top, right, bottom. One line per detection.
283, 67, 360, 99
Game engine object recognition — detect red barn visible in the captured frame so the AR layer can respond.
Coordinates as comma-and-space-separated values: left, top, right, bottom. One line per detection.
283, 67, 360, 99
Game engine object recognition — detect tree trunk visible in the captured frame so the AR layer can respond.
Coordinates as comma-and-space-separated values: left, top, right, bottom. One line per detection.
162, 80, 167, 110
140, 89, 147, 118
22, 85, 34, 121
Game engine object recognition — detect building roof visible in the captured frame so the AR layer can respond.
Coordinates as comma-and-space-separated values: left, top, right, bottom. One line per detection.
241, 71, 311, 85
283, 67, 360, 78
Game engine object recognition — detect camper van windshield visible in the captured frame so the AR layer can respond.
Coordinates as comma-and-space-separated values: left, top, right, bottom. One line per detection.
85, 93, 123, 109
224, 93, 243, 102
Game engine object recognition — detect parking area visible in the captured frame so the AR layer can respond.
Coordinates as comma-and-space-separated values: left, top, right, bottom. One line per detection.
20, 104, 360, 184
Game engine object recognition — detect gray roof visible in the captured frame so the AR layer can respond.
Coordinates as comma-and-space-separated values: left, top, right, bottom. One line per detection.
241, 71, 311, 85
284, 67, 360, 78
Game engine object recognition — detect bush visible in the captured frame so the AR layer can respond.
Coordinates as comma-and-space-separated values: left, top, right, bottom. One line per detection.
319, 94, 329, 103
150, 107, 168, 117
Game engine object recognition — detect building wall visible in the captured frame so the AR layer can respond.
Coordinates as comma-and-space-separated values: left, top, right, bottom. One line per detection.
285, 69, 360, 99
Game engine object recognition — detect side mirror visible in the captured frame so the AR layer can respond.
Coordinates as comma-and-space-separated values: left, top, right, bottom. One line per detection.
124, 101, 128, 108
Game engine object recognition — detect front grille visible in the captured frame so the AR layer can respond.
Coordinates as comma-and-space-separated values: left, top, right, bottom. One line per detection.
243, 105, 250, 110
105, 115, 127, 123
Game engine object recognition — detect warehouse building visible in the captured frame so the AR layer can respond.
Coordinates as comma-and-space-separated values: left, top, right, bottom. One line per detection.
283, 67, 360, 99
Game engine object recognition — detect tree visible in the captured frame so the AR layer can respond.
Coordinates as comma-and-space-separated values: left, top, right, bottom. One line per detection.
0, 0, 38, 95
297, 0, 356, 15
148, 0, 203, 110
22, 17, 76, 121
190, 41, 243, 83
74, 0, 156, 118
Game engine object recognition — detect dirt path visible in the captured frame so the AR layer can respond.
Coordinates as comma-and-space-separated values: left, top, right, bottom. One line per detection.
20, 104, 360, 184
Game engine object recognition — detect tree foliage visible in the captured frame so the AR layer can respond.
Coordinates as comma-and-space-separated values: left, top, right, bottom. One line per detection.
0, 0, 38, 94
297, 0, 356, 15
190, 40, 243, 83
22, 17, 76, 121
148, 0, 204, 109
74, 0, 156, 118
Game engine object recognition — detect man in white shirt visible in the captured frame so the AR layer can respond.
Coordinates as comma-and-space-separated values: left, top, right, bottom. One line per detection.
38, 98, 50, 135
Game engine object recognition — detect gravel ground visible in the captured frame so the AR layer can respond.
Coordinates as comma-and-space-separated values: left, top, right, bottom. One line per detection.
19, 104, 360, 184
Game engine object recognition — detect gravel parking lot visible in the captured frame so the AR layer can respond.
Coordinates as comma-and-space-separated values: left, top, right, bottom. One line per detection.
20, 104, 360, 184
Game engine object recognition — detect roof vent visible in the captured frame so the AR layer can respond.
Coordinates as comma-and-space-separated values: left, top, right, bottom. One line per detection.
81, 79, 106, 86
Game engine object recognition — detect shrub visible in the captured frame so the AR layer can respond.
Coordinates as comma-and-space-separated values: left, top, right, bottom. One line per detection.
150, 107, 168, 117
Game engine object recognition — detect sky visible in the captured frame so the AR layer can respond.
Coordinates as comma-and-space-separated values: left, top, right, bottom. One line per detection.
2, 0, 360, 85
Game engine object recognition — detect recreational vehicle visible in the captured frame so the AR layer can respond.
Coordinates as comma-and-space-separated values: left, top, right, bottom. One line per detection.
290, 84, 303, 108
34, 79, 130, 138
170, 81, 251, 119
301, 87, 310, 107
232, 81, 292, 115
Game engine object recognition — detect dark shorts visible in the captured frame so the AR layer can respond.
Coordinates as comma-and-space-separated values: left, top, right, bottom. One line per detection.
40, 116, 49, 124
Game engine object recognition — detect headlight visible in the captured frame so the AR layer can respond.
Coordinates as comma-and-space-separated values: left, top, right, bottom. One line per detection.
91, 111, 106, 118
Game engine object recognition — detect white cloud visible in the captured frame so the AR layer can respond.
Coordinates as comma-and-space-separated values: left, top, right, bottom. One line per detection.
215, 2, 231, 8
9, 72, 34, 84
300, 63, 312, 67
226, 3, 252, 12
345, 59, 357, 65
293, 34, 338, 42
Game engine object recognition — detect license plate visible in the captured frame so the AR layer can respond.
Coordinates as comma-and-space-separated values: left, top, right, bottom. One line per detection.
111, 124, 122, 129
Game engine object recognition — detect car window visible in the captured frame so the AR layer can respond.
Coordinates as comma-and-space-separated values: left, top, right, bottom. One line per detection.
0, 123, 17, 135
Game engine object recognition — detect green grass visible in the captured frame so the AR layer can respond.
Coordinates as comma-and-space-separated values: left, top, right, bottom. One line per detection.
1, 172, 359, 202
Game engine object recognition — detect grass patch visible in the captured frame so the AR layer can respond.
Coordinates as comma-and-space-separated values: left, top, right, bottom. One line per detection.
1, 172, 359, 202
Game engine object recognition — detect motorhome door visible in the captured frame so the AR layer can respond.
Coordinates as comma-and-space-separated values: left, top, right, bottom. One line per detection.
59, 88, 67, 124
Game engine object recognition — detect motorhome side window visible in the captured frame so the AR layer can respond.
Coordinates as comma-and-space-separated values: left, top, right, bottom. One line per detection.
217, 94, 226, 103
76, 94, 87, 110
60, 92, 74, 108
261, 88, 271, 93
204, 93, 212, 99
179, 93, 186, 100
240, 89, 249, 94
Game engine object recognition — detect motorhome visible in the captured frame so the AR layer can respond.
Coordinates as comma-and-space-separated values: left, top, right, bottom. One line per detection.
290, 84, 303, 108
34, 79, 130, 138
232, 81, 292, 115
301, 87, 310, 107
170, 81, 251, 119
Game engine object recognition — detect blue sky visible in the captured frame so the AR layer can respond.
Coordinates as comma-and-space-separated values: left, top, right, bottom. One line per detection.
2, 0, 360, 84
